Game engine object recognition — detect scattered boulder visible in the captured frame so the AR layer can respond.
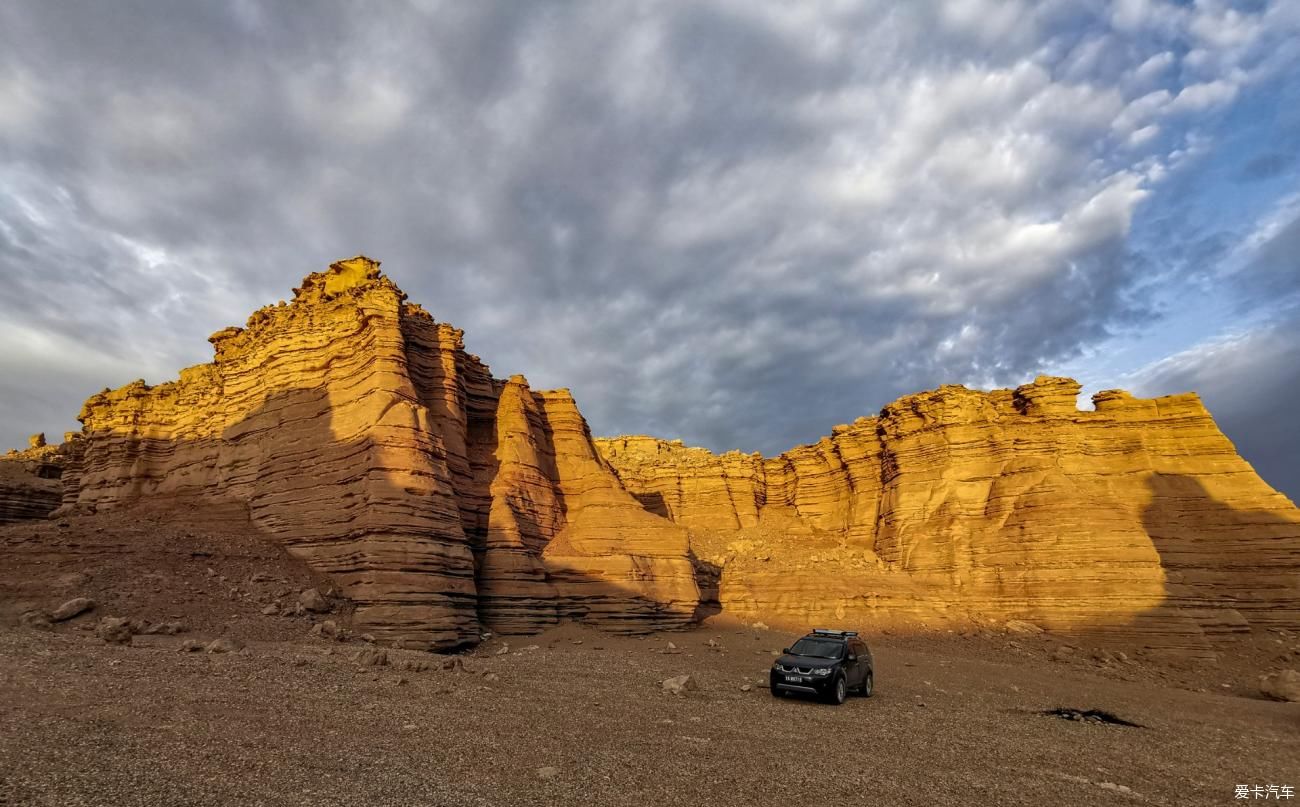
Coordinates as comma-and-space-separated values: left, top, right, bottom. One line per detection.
661, 674, 699, 696
205, 637, 245, 654
96, 617, 133, 645
179, 639, 204, 652
298, 588, 330, 613
1050, 645, 1076, 663
740, 684, 752, 692
50, 597, 95, 622
309, 619, 340, 639
141, 621, 186, 635
260, 604, 279, 616
536, 766, 560, 781
354, 648, 389, 667
1259, 670, 1300, 702
1005, 620, 1044, 635
483, 672, 500, 682
441, 658, 466, 673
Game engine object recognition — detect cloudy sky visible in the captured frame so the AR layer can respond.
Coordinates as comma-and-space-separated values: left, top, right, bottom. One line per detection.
1, 1, 1298, 500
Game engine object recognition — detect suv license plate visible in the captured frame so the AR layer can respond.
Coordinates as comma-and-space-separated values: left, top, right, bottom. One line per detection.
784, 675, 804, 682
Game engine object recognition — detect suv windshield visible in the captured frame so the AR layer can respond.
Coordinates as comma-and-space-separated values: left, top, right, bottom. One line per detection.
788, 638, 844, 659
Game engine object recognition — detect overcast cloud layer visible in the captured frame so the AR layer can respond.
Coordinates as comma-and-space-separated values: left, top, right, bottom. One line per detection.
2, 1, 1298, 499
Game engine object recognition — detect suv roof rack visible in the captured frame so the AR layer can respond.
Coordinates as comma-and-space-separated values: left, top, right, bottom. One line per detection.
811, 628, 858, 638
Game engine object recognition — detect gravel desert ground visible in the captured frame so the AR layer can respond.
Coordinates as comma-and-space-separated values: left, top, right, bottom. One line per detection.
2, 623, 1297, 807
2, 509, 1296, 807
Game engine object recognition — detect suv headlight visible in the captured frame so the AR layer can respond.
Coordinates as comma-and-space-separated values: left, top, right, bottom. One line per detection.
812, 667, 832, 676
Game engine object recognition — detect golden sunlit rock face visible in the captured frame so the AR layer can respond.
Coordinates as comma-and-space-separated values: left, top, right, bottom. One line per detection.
57, 258, 696, 649
45, 258, 1300, 653
595, 379, 1300, 656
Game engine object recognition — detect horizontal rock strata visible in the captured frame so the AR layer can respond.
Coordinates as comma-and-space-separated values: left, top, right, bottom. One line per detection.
595, 378, 1300, 656
33, 254, 1300, 655
0, 438, 73, 524
58, 258, 698, 648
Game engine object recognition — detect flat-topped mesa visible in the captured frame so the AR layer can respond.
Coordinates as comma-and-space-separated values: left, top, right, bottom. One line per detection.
59, 257, 699, 649
595, 378, 1300, 657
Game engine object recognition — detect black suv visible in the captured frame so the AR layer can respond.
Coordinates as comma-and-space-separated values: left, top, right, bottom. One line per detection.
770, 629, 874, 705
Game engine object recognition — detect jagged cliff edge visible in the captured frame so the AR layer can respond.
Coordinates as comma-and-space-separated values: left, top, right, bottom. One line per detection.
8, 257, 1299, 655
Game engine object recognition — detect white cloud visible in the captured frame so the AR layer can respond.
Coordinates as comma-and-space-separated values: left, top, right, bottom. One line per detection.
1127, 124, 1160, 148
1132, 50, 1176, 85
0, 0, 1295, 462
1167, 79, 1240, 113
1111, 89, 1172, 133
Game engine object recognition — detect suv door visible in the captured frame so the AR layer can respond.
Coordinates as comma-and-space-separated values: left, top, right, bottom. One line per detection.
848, 640, 867, 687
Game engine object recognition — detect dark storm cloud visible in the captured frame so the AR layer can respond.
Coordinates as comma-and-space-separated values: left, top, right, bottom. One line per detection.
1132, 307, 1300, 503
1131, 207, 1300, 501
1, 1, 1298, 469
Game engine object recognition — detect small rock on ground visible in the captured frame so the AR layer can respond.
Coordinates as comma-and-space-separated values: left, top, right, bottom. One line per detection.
205, 637, 245, 654
298, 589, 330, 613
661, 674, 699, 696
50, 597, 95, 622
96, 617, 133, 645
1259, 669, 1300, 702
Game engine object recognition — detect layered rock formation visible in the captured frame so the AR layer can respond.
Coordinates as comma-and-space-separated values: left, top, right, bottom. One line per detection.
596, 378, 1300, 655
58, 258, 697, 649
0, 436, 73, 524
31, 256, 1300, 655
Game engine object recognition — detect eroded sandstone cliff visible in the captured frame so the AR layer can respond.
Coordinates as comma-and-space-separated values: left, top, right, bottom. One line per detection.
595, 378, 1300, 655
27, 256, 1300, 655
57, 258, 697, 648
0, 435, 72, 524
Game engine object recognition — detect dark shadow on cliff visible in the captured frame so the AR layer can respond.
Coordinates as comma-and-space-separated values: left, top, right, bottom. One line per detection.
63, 384, 702, 648
688, 550, 722, 621
631, 491, 670, 518
1118, 472, 1300, 658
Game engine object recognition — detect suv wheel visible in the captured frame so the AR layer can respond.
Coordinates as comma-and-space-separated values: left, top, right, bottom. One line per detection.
860, 670, 874, 698
827, 674, 847, 705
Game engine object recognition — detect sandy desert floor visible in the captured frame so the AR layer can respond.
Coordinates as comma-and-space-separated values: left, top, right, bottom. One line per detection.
1, 508, 1297, 807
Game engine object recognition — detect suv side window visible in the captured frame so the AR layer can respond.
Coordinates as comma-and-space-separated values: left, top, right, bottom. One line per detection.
849, 640, 864, 658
